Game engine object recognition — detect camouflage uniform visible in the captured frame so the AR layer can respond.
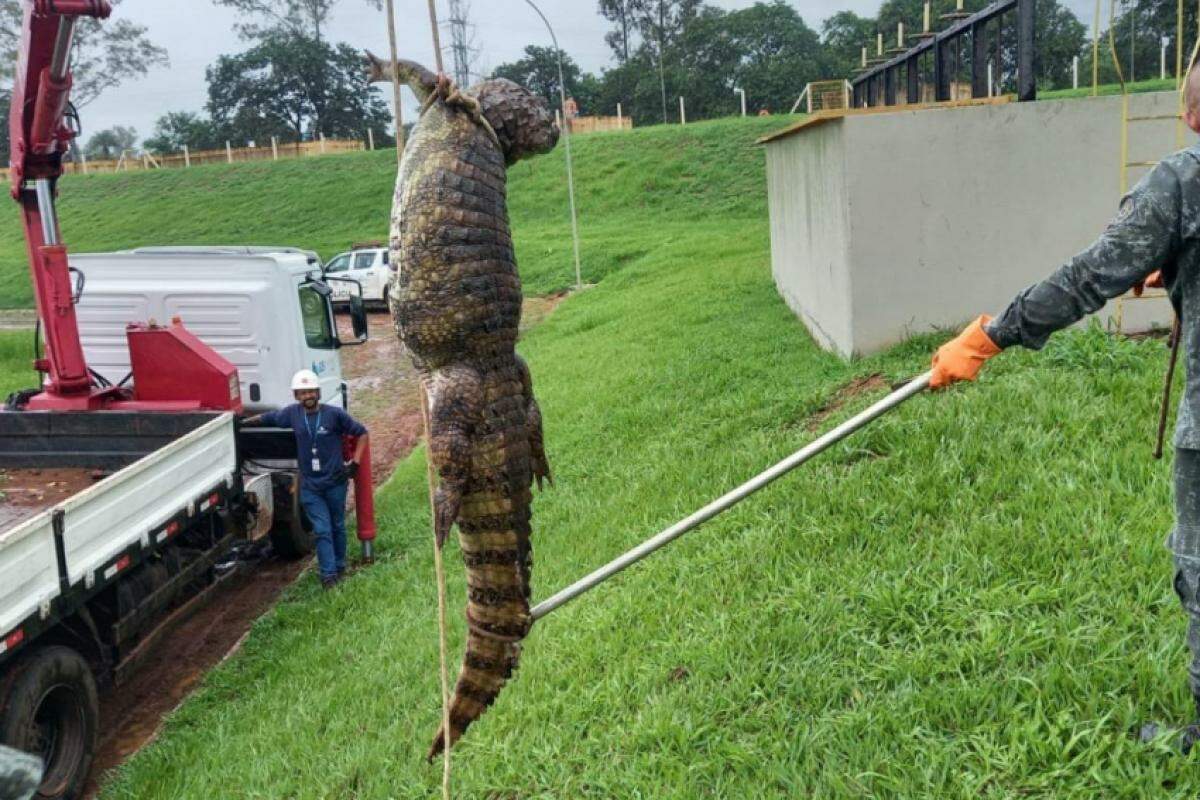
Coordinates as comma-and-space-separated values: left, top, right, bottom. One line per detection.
984, 144, 1200, 709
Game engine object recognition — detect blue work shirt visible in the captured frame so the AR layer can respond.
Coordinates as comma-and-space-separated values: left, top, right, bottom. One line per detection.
260, 403, 367, 491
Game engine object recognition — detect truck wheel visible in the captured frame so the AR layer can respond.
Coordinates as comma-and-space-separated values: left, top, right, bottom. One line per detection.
0, 646, 98, 800
269, 476, 313, 559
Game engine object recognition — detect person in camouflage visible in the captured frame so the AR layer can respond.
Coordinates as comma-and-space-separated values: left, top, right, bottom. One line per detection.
931, 64, 1200, 750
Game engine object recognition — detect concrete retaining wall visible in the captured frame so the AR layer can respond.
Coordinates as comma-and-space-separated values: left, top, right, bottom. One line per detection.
765, 92, 1182, 357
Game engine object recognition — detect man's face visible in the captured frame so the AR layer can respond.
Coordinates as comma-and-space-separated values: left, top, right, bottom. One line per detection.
295, 389, 320, 410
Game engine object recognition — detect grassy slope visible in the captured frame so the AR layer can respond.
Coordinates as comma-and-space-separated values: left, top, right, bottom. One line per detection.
0, 117, 782, 309
56, 116, 1195, 798
0, 330, 30, 399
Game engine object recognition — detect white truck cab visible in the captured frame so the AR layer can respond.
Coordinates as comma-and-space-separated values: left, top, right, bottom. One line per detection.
324, 247, 390, 308
69, 247, 367, 412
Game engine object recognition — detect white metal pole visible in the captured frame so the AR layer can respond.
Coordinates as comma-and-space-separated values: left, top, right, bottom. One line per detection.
183, 144, 190, 168
988, 61, 995, 96
523, 0, 583, 291
368, 128, 375, 151
529, 373, 934, 621
617, 102, 623, 126
679, 95, 686, 124
1073, 56, 1079, 89
225, 141, 233, 164
80, 152, 88, 174
735, 87, 746, 117
1162, 37, 1168, 79
271, 136, 279, 161
320, 133, 327, 154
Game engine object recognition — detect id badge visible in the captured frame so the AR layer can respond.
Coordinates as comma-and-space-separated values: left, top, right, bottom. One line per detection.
311, 458, 321, 471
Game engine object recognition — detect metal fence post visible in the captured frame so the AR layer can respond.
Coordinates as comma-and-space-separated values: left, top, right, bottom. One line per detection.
271, 136, 278, 161
971, 21, 988, 97
935, 36, 952, 101
1016, 0, 1036, 100
679, 95, 686, 124
225, 141, 233, 164
368, 128, 375, 150
617, 102, 623, 126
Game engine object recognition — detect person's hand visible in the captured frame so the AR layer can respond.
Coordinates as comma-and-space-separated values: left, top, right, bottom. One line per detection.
930, 315, 1002, 390
344, 460, 359, 479
1133, 269, 1164, 297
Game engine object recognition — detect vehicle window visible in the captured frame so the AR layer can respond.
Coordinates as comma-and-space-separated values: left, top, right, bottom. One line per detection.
298, 285, 335, 349
354, 252, 376, 270
325, 254, 350, 274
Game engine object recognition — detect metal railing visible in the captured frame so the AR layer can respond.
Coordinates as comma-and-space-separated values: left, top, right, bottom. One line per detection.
850, 0, 1036, 108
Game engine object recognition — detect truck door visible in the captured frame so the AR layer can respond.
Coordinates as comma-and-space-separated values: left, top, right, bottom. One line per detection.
296, 283, 345, 408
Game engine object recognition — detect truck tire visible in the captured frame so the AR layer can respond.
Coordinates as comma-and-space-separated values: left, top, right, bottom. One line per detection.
0, 646, 98, 800
269, 476, 313, 559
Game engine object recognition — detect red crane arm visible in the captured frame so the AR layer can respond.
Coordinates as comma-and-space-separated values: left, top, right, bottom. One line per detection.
9, 0, 111, 406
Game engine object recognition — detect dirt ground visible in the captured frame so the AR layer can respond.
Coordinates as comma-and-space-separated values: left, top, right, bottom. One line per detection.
83, 298, 566, 795
0, 468, 103, 529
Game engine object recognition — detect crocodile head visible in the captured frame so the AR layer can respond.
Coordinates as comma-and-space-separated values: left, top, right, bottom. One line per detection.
472, 78, 561, 165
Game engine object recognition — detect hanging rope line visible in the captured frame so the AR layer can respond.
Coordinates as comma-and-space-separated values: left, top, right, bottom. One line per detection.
529, 372, 933, 622
419, 384, 452, 800
420, 6, 450, 795
384, 0, 405, 159
427, 0, 446, 74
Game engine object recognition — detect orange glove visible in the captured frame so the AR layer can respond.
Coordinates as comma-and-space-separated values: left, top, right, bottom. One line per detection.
930, 315, 1002, 389
1132, 269, 1164, 297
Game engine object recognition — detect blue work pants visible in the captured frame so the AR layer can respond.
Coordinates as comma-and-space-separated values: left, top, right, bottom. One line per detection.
299, 481, 349, 580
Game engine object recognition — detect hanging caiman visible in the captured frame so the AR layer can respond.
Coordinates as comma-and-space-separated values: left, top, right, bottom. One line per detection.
366, 53, 558, 760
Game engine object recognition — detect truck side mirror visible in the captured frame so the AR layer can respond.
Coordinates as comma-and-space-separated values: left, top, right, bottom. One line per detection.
349, 293, 369, 342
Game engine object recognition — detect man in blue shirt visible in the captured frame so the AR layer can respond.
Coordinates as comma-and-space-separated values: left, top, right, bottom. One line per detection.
245, 369, 369, 588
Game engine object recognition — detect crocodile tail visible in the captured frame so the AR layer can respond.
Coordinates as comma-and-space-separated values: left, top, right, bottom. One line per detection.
427, 632, 522, 760
427, 499, 533, 761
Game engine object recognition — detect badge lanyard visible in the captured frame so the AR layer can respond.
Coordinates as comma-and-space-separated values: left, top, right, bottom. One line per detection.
305, 408, 323, 472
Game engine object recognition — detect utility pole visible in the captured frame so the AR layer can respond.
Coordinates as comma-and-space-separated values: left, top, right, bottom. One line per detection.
446, 0, 477, 89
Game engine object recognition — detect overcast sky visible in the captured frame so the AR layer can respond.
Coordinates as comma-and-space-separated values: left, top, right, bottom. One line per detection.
84, 0, 1101, 145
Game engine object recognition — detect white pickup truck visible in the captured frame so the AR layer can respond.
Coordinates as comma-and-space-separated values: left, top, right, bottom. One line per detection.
323, 246, 391, 309
0, 246, 371, 800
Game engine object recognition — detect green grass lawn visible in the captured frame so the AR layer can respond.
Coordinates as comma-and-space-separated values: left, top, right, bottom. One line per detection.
20, 116, 1178, 798
0, 330, 33, 401
0, 116, 792, 309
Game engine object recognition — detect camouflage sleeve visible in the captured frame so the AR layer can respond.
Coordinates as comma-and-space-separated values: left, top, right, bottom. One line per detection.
984, 161, 1182, 350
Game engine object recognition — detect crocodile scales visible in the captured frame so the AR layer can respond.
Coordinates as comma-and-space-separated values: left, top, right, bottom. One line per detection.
368, 54, 558, 759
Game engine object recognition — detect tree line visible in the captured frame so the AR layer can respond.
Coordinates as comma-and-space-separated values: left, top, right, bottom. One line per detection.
493, 0, 1191, 127
0, 0, 1190, 161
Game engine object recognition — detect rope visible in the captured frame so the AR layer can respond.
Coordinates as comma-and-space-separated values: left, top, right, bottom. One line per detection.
422, 2, 450, 794
419, 384, 452, 800
384, 0, 405, 159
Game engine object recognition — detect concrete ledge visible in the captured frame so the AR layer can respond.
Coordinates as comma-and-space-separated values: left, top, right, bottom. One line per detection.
765, 91, 1180, 357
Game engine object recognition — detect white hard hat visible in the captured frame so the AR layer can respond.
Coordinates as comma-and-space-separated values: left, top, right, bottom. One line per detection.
291, 369, 321, 392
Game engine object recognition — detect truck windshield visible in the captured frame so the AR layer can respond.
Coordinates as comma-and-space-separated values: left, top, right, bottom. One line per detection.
298, 286, 335, 349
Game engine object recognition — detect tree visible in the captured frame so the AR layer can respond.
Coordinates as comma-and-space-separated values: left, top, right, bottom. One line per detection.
492, 46, 583, 110
671, 2, 823, 119
214, 0, 381, 43
630, 0, 703, 122
207, 32, 392, 145
821, 10, 877, 79
0, 0, 167, 107
143, 112, 223, 153
86, 126, 138, 159
599, 0, 637, 63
